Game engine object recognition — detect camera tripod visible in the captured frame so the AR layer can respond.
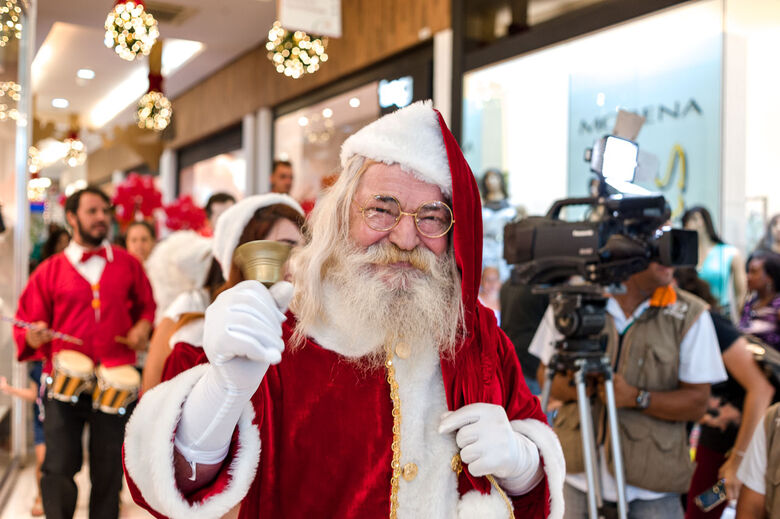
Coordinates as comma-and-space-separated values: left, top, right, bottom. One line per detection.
537, 289, 628, 519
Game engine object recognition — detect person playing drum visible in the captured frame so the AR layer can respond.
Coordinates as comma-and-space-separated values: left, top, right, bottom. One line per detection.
14, 186, 156, 519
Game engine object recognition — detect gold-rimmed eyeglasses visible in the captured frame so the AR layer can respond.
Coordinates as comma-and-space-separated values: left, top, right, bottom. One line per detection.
358, 194, 455, 238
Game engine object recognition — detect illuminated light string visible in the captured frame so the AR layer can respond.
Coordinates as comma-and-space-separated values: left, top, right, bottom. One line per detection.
265, 21, 328, 79
0, 81, 21, 121
104, 0, 159, 61
0, 0, 22, 48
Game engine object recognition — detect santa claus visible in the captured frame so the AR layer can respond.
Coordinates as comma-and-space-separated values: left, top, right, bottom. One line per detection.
124, 101, 564, 518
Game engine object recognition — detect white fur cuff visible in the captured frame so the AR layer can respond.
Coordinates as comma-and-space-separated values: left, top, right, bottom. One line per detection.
458, 488, 513, 518
511, 418, 566, 519
124, 364, 261, 519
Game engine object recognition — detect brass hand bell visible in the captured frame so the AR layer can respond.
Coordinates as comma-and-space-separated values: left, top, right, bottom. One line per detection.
233, 240, 292, 287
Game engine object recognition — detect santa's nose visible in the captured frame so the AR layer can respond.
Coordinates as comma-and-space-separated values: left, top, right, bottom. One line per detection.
388, 213, 420, 251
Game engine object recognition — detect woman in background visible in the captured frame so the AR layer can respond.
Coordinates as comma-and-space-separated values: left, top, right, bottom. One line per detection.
124, 221, 157, 264
143, 194, 304, 391
740, 251, 780, 350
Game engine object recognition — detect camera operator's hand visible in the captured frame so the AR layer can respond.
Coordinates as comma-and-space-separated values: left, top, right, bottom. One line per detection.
598, 374, 639, 409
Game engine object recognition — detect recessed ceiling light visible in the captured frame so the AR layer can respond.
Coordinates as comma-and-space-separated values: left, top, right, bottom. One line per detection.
322, 108, 333, 118
298, 116, 309, 127
77, 69, 95, 80
349, 97, 360, 108
51, 98, 69, 109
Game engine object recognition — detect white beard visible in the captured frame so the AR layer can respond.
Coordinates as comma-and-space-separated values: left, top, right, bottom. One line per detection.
302, 241, 463, 371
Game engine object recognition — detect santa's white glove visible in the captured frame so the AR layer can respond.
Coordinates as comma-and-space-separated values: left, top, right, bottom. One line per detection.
438, 403, 544, 495
175, 280, 292, 467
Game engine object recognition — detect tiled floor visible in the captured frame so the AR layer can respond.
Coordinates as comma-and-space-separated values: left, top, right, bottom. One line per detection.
1, 462, 151, 519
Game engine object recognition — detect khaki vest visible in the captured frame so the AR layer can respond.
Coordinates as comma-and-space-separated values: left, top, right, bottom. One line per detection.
553, 289, 706, 493
763, 403, 780, 517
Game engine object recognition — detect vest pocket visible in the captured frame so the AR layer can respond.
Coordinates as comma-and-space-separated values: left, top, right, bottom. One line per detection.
554, 403, 585, 474
638, 346, 677, 391
611, 412, 692, 493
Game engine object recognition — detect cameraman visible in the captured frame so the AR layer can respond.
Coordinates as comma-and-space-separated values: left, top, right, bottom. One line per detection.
530, 262, 727, 518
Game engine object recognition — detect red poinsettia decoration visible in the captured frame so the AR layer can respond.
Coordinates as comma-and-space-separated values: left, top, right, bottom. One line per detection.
164, 194, 207, 231
112, 173, 163, 228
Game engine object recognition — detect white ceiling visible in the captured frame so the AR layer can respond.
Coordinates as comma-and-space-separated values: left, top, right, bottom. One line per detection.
34, 0, 276, 129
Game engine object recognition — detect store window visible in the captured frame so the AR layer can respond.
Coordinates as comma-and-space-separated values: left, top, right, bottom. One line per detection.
179, 151, 246, 206
274, 82, 382, 203
176, 124, 245, 205
463, 0, 724, 222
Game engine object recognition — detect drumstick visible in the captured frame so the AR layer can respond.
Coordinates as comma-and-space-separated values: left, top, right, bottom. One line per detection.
1, 315, 84, 346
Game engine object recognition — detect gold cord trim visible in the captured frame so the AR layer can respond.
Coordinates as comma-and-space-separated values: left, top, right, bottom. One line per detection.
486, 474, 514, 517
385, 348, 402, 518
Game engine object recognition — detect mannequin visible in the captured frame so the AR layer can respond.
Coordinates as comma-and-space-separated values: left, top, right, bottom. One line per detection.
683, 206, 746, 321
479, 169, 515, 280
756, 214, 780, 255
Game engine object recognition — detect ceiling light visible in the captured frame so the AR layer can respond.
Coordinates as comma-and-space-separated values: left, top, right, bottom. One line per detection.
77, 69, 95, 80
322, 108, 333, 118
298, 116, 309, 127
51, 98, 69, 109
349, 97, 360, 108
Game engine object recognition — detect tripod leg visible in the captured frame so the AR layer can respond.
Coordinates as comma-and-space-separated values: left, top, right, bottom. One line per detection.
574, 367, 602, 519
539, 363, 556, 417
602, 373, 628, 519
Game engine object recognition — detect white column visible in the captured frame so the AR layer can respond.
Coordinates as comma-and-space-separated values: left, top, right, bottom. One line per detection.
158, 148, 177, 204
256, 108, 274, 194
242, 113, 258, 196
433, 28, 453, 128
720, 25, 747, 250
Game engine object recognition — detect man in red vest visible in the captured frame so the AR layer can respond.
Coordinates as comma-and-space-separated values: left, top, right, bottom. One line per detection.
15, 186, 156, 519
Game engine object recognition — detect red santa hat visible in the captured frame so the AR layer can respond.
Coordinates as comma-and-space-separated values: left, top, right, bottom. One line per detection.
340, 100, 452, 197
213, 193, 304, 280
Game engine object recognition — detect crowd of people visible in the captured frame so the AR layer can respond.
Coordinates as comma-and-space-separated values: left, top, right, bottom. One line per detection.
6, 99, 780, 519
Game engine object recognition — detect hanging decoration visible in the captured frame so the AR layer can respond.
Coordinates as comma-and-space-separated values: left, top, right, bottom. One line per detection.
112, 172, 163, 231
104, 0, 159, 61
63, 115, 87, 168
164, 195, 207, 232
0, 81, 20, 121
0, 0, 22, 48
136, 40, 172, 131
28, 146, 42, 173
266, 21, 328, 79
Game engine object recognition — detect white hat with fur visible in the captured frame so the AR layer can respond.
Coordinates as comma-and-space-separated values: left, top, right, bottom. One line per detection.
212, 193, 304, 280
339, 100, 451, 196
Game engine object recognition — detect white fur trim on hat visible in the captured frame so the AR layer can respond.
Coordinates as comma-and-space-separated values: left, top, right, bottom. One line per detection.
212, 194, 304, 280
145, 231, 213, 325
340, 100, 452, 196
124, 364, 260, 519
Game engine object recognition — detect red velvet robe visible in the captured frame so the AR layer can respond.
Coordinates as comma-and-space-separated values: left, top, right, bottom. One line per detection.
15, 247, 156, 370
126, 308, 553, 518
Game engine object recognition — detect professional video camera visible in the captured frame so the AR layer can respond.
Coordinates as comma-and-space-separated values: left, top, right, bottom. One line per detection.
504, 135, 697, 288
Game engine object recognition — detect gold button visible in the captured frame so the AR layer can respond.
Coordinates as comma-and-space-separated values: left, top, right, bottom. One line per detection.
451, 454, 463, 476
402, 462, 418, 481
395, 342, 411, 359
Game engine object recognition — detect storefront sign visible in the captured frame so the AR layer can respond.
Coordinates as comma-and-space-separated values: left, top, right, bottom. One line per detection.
567, 40, 723, 222
279, 0, 342, 38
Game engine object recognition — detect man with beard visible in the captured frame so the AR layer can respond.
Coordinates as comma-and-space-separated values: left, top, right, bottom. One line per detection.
15, 186, 155, 519
123, 101, 565, 518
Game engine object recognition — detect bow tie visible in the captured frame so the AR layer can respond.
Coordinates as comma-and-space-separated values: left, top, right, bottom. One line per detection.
80, 248, 107, 263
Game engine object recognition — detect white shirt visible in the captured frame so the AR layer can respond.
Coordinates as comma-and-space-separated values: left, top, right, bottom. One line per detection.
63, 240, 113, 286
529, 297, 727, 501
737, 415, 768, 495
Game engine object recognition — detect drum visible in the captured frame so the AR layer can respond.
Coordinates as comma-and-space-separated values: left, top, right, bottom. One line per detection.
92, 365, 140, 415
47, 350, 95, 403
